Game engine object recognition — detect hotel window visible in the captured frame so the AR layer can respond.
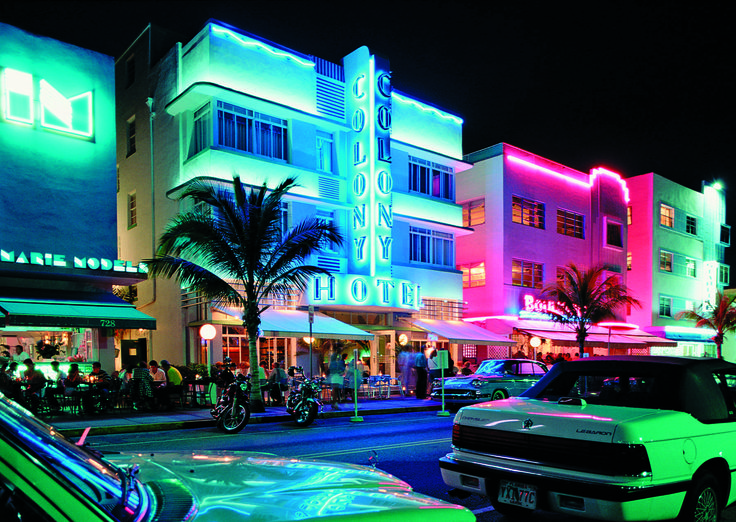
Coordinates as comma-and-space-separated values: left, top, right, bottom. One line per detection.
557, 209, 584, 238
316, 131, 333, 173
660, 204, 674, 228
190, 103, 211, 157
462, 199, 485, 227
721, 225, 731, 245
459, 262, 486, 288
126, 116, 136, 156
660, 251, 673, 272
627, 206, 632, 225
410, 227, 454, 267
408, 156, 454, 201
127, 192, 137, 228
686, 258, 697, 278
317, 209, 337, 253
278, 202, 289, 240
125, 55, 135, 87
216, 101, 288, 161
719, 265, 730, 285
627, 252, 632, 271
686, 216, 697, 235
605, 220, 623, 248
659, 296, 672, 318
512, 196, 545, 229
512, 259, 543, 289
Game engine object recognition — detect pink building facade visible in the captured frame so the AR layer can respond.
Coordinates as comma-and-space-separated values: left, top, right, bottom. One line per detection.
456, 143, 674, 361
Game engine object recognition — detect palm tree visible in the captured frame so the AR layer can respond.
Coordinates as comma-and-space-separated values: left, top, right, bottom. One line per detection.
540, 263, 640, 358
145, 175, 344, 412
675, 290, 736, 359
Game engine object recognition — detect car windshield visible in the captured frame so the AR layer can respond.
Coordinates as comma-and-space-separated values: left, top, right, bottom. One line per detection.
0, 393, 148, 520
529, 368, 681, 410
474, 360, 508, 376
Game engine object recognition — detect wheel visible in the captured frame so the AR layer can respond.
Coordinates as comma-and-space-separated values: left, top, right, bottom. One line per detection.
293, 401, 318, 426
216, 403, 250, 433
491, 389, 509, 401
678, 473, 721, 522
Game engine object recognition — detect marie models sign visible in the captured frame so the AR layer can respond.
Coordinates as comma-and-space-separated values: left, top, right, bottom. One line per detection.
0, 249, 147, 275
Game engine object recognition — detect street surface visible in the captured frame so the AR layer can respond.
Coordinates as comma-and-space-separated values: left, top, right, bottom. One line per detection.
84, 410, 736, 521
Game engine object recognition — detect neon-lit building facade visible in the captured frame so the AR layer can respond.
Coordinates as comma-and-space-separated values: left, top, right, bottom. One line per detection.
626, 173, 730, 358
116, 21, 476, 373
457, 143, 644, 359
0, 23, 153, 372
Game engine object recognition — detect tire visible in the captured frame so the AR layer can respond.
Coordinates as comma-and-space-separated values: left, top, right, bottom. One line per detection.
293, 401, 318, 427
491, 389, 509, 401
678, 473, 721, 522
216, 403, 250, 433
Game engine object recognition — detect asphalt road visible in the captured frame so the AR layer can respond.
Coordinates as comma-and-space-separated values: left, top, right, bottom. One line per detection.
85, 411, 736, 521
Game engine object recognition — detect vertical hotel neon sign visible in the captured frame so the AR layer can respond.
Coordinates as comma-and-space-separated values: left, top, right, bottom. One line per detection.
349, 53, 393, 280
1, 67, 93, 138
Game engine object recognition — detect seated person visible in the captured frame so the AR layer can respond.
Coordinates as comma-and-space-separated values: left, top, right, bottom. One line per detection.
158, 360, 184, 410
46, 361, 66, 411
22, 359, 47, 414
130, 362, 154, 410
84, 362, 112, 413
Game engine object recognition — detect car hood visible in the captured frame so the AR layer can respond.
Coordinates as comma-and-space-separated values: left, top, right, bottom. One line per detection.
455, 397, 693, 443
108, 451, 474, 522
441, 375, 502, 388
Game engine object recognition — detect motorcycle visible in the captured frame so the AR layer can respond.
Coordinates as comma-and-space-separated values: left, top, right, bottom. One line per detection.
286, 366, 324, 427
210, 373, 251, 433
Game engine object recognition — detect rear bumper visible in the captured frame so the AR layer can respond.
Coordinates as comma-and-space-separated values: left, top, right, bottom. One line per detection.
439, 454, 687, 521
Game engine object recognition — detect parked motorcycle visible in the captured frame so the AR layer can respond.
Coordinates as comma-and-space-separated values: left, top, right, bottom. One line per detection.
210, 373, 251, 433
286, 366, 324, 427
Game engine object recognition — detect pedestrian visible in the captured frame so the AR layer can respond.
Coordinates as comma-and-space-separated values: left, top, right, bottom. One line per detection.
427, 349, 441, 381
267, 362, 288, 405
414, 347, 428, 399
328, 350, 345, 409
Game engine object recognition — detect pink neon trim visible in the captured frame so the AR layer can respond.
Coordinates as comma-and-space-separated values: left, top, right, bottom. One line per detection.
507, 155, 630, 203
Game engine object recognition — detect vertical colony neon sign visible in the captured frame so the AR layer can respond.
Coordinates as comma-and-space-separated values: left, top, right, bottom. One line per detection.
1, 67, 93, 138
310, 48, 419, 309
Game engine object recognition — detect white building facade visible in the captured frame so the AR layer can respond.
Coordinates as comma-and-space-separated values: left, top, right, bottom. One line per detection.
116, 21, 499, 375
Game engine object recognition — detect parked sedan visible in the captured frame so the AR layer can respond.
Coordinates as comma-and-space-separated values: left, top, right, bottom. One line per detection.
0, 392, 474, 521
430, 358, 547, 409
440, 355, 736, 521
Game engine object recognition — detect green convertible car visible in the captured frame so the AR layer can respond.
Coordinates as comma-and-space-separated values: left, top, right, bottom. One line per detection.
0, 392, 474, 521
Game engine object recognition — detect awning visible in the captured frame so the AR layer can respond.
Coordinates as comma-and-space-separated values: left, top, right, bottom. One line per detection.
0, 293, 156, 330
215, 307, 373, 341
408, 318, 516, 345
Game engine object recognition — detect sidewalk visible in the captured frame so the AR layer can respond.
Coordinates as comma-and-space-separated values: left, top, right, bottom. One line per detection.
49, 397, 445, 438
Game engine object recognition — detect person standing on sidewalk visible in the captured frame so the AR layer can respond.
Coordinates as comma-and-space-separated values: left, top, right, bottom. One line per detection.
414, 347, 428, 399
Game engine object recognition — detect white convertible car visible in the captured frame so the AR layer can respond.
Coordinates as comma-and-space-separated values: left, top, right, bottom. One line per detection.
440, 356, 736, 522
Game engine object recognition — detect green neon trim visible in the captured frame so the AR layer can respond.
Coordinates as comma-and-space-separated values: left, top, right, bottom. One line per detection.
211, 26, 315, 69
2, 68, 34, 125
393, 92, 463, 124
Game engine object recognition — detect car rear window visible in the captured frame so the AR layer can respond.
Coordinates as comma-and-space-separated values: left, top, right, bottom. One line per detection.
531, 369, 681, 411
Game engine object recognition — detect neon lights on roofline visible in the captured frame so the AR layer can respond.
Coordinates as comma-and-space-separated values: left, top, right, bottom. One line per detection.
507, 154, 630, 203
393, 93, 463, 124
211, 26, 316, 69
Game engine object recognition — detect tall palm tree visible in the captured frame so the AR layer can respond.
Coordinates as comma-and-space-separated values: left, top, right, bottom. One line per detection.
540, 263, 640, 358
145, 176, 344, 412
676, 290, 736, 359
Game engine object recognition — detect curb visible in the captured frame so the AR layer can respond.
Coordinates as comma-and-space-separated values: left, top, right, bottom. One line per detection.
56, 403, 443, 438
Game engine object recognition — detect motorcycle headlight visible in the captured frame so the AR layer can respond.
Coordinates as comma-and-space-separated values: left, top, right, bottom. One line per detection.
471, 379, 482, 388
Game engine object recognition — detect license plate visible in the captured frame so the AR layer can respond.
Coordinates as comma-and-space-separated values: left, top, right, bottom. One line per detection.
498, 480, 537, 509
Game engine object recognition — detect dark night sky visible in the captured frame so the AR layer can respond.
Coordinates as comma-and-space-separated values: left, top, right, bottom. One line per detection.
2, 1, 736, 264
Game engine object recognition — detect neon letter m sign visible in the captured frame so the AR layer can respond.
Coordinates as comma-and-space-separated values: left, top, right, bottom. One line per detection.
2, 68, 93, 138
